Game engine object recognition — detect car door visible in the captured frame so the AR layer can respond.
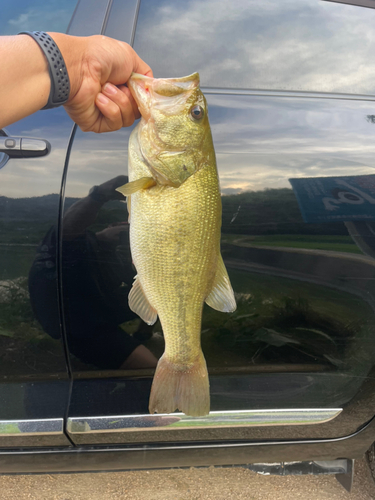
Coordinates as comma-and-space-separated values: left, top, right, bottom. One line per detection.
0, 0, 83, 447
62, 0, 375, 446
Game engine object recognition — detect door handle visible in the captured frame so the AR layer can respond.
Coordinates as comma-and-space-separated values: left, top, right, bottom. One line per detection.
0, 130, 51, 159
0, 128, 51, 170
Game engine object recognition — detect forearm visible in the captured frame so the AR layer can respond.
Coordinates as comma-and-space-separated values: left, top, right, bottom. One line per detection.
63, 196, 104, 240
0, 33, 84, 129
63, 176, 128, 239
0, 35, 50, 129
0, 32, 152, 132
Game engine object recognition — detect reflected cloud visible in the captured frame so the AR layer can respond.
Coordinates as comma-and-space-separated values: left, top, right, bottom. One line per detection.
64, 94, 375, 198
4, 93, 375, 199
8, 11, 34, 27
2, 0, 77, 35
217, 153, 374, 193
134, 0, 375, 95
1, 108, 74, 198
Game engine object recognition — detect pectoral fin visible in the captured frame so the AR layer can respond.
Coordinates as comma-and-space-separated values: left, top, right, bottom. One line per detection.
116, 177, 156, 196
205, 255, 236, 313
129, 276, 158, 325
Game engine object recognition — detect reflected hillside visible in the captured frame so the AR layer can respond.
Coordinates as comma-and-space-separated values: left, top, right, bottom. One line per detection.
0, 195, 64, 245
0, 195, 128, 246
0, 189, 362, 255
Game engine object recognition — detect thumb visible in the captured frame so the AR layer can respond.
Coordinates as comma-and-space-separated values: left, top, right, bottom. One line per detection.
130, 47, 153, 78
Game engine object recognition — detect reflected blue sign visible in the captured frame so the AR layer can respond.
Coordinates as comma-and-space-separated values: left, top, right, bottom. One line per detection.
289, 175, 375, 223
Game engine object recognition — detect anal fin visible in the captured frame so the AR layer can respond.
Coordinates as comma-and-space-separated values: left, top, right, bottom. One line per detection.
116, 177, 156, 196
129, 276, 158, 325
205, 255, 236, 313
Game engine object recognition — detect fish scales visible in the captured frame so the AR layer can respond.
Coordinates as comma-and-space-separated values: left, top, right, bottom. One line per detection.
130, 157, 221, 366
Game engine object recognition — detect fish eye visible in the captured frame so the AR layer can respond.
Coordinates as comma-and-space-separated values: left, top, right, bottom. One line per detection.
190, 105, 204, 120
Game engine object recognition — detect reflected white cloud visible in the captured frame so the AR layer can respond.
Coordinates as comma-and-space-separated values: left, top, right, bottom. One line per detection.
134, 0, 375, 95
0, 108, 74, 198
217, 153, 374, 194
3, 95, 375, 200
63, 95, 375, 198
2, 0, 77, 35
8, 11, 33, 27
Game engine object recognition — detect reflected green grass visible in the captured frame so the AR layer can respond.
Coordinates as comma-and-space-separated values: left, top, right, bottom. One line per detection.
0, 245, 38, 280
221, 234, 362, 254
198, 269, 374, 369
143, 268, 375, 372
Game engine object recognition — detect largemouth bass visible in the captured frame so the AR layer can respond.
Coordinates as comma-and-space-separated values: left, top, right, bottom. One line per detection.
117, 72, 236, 417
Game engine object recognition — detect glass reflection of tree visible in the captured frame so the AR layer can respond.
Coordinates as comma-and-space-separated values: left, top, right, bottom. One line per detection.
200, 187, 373, 371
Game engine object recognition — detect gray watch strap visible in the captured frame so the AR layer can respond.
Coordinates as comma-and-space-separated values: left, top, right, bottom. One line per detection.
19, 31, 70, 110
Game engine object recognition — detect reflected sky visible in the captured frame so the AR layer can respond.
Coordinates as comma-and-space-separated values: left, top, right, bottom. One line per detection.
208, 95, 375, 193
2, 0, 375, 198
1, 109, 74, 198
1, 0, 77, 36
64, 94, 375, 198
0, 0, 78, 198
2, 95, 375, 198
134, 0, 375, 95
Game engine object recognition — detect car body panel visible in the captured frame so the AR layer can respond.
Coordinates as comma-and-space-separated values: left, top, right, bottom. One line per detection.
2, 0, 375, 470
62, 87, 375, 444
0, 0, 89, 449
1, 416, 375, 473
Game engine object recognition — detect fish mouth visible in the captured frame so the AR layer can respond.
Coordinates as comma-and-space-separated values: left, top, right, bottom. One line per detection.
128, 74, 154, 119
128, 72, 200, 119
129, 73, 201, 188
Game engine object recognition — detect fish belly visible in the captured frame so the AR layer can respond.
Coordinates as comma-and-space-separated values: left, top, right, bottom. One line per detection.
129, 154, 221, 416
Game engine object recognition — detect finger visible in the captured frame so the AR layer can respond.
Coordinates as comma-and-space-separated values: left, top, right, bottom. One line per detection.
131, 48, 153, 78
118, 84, 141, 119
95, 92, 127, 132
102, 83, 137, 126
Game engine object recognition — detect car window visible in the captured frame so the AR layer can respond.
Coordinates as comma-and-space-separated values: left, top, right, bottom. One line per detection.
1, 0, 77, 36
59, 0, 375, 443
133, 0, 375, 95
0, 1, 77, 378
0, 0, 80, 448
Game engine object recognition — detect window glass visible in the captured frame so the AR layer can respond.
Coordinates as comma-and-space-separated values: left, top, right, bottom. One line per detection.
1, 0, 77, 36
134, 0, 375, 95
0, 0, 78, 381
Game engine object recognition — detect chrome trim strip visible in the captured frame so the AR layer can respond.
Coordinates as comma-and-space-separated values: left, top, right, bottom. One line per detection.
130, 0, 142, 47
67, 0, 111, 36
201, 87, 375, 101
0, 418, 63, 437
67, 409, 342, 434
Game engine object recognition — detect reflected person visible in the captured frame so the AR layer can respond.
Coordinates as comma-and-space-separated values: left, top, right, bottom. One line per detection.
29, 175, 157, 370
345, 221, 375, 260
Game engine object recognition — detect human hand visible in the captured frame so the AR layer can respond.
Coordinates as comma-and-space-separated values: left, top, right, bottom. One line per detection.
49, 33, 153, 133
96, 223, 128, 245
94, 175, 130, 201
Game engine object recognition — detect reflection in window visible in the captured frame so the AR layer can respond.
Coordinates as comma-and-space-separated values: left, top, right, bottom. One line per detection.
1, 0, 78, 36
134, 0, 375, 95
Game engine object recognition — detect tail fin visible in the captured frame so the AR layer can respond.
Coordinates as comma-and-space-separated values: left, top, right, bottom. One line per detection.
149, 352, 210, 417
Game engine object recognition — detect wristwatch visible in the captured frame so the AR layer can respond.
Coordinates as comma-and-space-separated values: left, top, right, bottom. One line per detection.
18, 31, 70, 109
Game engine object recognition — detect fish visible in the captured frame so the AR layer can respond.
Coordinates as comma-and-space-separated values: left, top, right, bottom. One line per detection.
116, 72, 236, 417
